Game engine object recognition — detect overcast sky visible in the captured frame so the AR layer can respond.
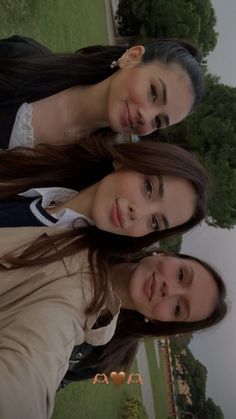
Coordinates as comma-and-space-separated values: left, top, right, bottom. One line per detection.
181, 2, 236, 418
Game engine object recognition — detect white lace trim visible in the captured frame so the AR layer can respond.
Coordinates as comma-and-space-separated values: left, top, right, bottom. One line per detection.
9, 103, 34, 149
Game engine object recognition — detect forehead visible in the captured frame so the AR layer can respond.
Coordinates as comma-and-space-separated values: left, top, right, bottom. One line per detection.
187, 259, 218, 322
162, 176, 196, 229
144, 59, 189, 81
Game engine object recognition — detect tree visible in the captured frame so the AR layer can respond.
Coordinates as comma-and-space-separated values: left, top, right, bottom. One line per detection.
159, 234, 182, 253
148, 74, 236, 228
173, 347, 225, 418
116, 0, 218, 56
203, 397, 224, 419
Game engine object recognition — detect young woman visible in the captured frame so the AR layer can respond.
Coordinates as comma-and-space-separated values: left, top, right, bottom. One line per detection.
0, 227, 227, 419
0, 138, 208, 251
0, 35, 204, 148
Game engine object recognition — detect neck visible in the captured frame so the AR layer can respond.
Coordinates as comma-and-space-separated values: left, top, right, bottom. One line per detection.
47, 182, 99, 219
109, 262, 137, 310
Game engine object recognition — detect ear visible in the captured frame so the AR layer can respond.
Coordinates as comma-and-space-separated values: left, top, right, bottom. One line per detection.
118, 45, 145, 69
112, 160, 123, 171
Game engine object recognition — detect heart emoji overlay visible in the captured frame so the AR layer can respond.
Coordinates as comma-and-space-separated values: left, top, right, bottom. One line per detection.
110, 371, 126, 386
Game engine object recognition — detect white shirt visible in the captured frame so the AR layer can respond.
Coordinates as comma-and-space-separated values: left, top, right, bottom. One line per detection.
20, 187, 94, 228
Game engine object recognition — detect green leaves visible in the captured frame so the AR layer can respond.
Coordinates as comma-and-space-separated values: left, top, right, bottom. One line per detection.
151, 74, 236, 229
116, 0, 218, 56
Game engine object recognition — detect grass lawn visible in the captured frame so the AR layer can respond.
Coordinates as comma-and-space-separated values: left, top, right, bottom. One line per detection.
145, 340, 169, 419
0, 0, 108, 51
52, 359, 143, 419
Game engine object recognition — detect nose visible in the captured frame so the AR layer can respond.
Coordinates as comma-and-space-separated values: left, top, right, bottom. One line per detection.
128, 202, 136, 220
161, 278, 186, 299
137, 106, 159, 129
161, 281, 168, 298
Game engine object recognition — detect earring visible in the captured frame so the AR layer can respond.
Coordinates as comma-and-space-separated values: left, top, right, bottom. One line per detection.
144, 317, 149, 323
110, 60, 118, 69
152, 251, 157, 256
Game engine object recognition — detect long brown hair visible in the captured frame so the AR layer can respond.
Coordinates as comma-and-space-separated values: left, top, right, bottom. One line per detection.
0, 238, 227, 373
0, 136, 209, 258
0, 39, 203, 113
95, 251, 227, 373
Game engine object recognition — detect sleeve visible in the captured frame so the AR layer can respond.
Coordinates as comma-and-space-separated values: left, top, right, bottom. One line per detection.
0, 34, 52, 59
0, 35, 53, 149
0, 305, 82, 419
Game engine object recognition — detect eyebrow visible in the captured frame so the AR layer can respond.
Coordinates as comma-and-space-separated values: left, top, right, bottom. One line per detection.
159, 78, 170, 127
182, 265, 194, 321
157, 175, 169, 229
182, 299, 190, 321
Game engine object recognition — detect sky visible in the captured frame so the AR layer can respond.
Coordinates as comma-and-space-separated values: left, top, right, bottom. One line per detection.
181, 1, 236, 417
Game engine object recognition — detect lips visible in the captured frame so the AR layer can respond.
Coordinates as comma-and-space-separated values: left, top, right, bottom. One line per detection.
111, 199, 124, 228
144, 274, 156, 301
121, 102, 134, 129
126, 102, 134, 128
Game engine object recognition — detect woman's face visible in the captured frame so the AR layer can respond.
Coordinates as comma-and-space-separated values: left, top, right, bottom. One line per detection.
90, 167, 195, 237
107, 47, 193, 136
128, 254, 218, 322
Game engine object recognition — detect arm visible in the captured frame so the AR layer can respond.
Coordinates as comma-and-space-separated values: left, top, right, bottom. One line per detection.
0, 308, 78, 419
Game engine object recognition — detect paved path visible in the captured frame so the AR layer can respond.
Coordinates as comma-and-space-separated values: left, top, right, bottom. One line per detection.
104, 0, 119, 43
136, 342, 156, 419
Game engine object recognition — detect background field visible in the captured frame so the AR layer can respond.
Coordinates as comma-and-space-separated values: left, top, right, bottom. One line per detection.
0, 0, 108, 51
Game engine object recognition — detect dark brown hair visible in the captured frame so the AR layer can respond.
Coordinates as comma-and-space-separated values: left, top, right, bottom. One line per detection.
96, 251, 227, 373
0, 238, 226, 374
0, 39, 203, 115
0, 136, 209, 260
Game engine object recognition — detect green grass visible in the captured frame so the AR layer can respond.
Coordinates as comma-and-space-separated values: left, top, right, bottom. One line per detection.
52, 359, 142, 419
145, 339, 169, 419
0, 0, 108, 51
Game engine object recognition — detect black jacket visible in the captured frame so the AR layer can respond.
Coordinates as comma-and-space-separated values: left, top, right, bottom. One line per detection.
0, 35, 52, 148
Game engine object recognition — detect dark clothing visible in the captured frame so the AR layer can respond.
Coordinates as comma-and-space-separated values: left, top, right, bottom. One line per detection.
0, 197, 57, 227
0, 35, 52, 148
0, 35, 104, 385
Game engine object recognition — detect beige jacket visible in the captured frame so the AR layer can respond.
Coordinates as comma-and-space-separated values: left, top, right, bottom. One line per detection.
0, 227, 120, 419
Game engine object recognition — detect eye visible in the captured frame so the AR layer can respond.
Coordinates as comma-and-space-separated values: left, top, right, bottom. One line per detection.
151, 85, 157, 102
178, 268, 184, 284
145, 179, 153, 198
151, 215, 160, 231
175, 300, 181, 318
155, 115, 161, 129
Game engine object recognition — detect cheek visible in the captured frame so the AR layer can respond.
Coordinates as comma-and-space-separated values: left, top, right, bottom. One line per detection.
125, 71, 148, 103
153, 300, 174, 322
126, 223, 148, 237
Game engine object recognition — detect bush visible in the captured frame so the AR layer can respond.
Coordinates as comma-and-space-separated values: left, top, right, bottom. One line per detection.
120, 396, 148, 419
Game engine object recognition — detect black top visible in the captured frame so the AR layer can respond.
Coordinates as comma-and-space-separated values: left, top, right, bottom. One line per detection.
0, 35, 52, 148
0, 197, 57, 227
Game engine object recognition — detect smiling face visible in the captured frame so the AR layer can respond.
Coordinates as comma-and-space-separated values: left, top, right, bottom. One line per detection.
128, 254, 218, 322
106, 46, 193, 136
90, 167, 195, 237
